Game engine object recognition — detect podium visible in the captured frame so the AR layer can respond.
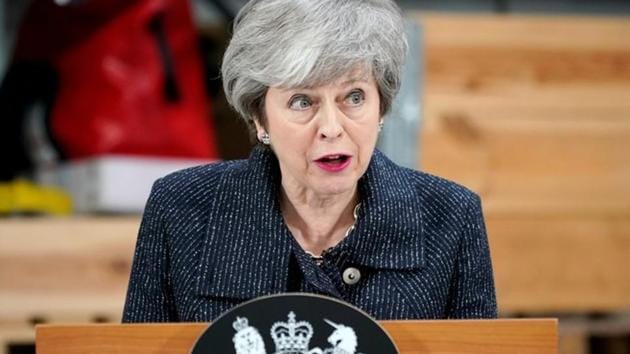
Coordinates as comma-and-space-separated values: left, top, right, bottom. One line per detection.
36, 319, 557, 353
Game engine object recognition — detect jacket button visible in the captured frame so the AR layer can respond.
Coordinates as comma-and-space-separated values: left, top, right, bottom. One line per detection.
342, 267, 361, 285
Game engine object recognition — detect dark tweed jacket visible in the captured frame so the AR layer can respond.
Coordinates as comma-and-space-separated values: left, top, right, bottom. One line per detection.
123, 146, 497, 322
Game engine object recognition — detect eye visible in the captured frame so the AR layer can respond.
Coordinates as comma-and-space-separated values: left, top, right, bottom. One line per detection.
345, 90, 365, 106
288, 95, 312, 111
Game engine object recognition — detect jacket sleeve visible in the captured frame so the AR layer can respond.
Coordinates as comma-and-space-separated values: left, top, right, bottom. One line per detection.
122, 178, 177, 322
446, 194, 498, 318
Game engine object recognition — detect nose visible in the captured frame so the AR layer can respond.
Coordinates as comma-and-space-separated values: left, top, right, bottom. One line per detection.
318, 102, 343, 140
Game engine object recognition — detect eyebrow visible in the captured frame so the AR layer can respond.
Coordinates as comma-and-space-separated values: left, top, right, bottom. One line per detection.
283, 76, 370, 91
340, 77, 370, 86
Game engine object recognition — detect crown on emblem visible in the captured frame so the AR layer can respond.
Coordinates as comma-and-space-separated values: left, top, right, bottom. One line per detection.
270, 311, 314, 353
232, 317, 250, 332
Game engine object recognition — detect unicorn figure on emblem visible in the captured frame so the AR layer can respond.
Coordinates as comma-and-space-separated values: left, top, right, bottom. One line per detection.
299, 318, 360, 354
321, 319, 358, 354
232, 317, 267, 354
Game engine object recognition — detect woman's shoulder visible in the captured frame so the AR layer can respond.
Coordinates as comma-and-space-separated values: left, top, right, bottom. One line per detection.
407, 168, 479, 206
373, 150, 480, 207
149, 159, 245, 204
162, 159, 241, 182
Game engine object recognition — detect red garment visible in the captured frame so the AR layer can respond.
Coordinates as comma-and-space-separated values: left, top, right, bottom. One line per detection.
13, 0, 218, 159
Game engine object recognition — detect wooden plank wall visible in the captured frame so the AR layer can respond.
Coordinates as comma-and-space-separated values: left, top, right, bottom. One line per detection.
415, 13, 630, 313
0, 217, 138, 325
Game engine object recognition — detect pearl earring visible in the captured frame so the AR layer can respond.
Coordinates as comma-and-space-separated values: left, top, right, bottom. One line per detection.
378, 119, 384, 132
261, 132, 271, 145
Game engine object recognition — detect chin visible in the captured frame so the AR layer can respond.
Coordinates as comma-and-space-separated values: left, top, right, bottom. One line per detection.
312, 178, 357, 196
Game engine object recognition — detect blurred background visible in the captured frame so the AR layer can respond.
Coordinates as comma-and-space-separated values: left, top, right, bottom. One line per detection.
1, 0, 629, 353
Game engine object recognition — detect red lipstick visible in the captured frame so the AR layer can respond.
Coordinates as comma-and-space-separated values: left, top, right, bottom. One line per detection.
314, 154, 352, 172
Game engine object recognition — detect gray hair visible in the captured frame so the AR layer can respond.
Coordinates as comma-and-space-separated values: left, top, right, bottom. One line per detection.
221, 0, 408, 130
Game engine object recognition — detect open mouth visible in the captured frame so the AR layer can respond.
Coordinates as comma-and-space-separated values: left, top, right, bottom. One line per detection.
315, 154, 351, 165
314, 154, 352, 172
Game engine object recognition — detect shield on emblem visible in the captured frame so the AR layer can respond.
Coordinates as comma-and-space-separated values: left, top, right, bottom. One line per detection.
190, 293, 398, 354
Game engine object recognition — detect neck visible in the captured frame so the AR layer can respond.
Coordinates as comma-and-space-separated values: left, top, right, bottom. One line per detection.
280, 182, 358, 256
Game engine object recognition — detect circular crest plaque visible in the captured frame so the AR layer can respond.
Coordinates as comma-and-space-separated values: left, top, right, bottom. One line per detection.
191, 293, 398, 354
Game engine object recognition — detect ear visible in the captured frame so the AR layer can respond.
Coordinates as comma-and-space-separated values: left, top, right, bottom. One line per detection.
252, 118, 266, 139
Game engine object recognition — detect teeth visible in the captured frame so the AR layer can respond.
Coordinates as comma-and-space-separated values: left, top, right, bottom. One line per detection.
317, 154, 348, 162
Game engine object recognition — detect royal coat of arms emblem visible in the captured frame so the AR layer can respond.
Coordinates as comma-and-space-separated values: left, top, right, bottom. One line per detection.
232, 311, 360, 354
190, 293, 398, 354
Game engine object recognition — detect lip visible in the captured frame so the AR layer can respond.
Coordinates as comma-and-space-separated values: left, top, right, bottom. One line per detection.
313, 153, 352, 173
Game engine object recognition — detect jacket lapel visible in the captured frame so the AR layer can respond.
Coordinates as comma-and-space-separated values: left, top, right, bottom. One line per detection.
196, 147, 292, 299
347, 150, 426, 270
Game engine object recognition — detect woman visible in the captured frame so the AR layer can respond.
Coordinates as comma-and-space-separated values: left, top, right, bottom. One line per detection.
123, 0, 497, 322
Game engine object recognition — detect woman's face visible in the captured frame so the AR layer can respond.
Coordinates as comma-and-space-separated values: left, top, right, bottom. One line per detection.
257, 71, 381, 197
